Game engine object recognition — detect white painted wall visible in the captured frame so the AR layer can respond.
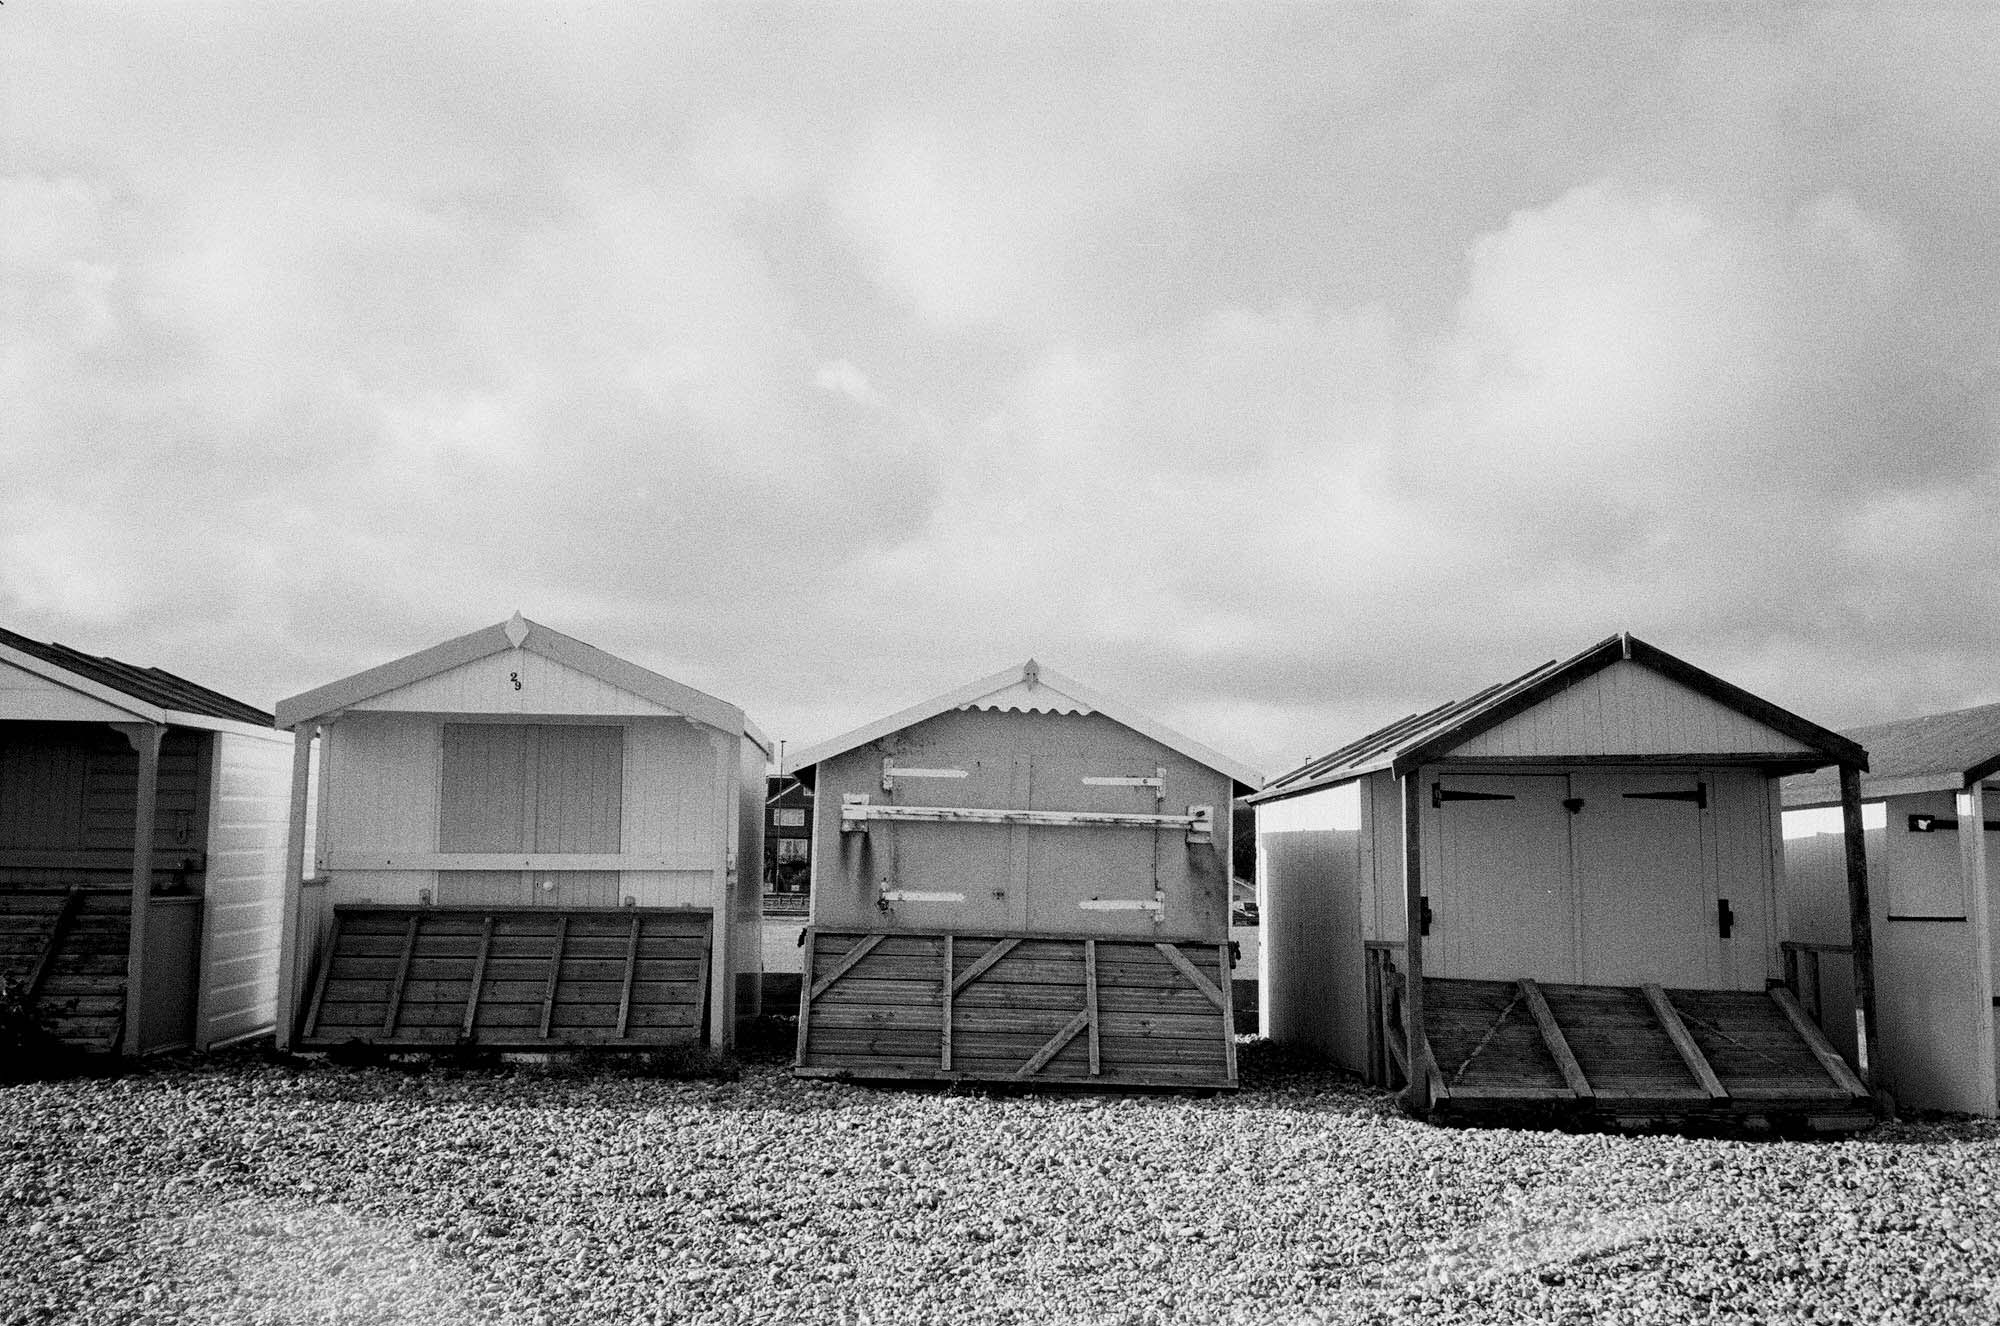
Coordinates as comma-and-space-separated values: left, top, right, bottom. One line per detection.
1257, 781, 1366, 1069
1785, 792, 1998, 1115
194, 729, 295, 1049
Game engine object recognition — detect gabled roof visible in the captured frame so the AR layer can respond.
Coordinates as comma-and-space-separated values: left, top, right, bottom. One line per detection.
1784, 699, 2000, 807
1250, 632, 1865, 806
276, 612, 769, 752
782, 659, 1262, 794
0, 625, 274, 730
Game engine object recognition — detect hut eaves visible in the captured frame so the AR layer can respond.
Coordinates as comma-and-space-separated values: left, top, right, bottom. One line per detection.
1250, 632, 1866, 807
1785, 699, 2000, 807
275, 613, 768, 753
0, 625, 274, 733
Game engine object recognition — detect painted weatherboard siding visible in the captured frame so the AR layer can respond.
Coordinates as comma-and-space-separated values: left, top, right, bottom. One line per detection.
193, 729, 294, 1048
1786, 795, 1997, 1114
349, 648, 676, 718
1256, 782, 1366, 1069
1449, 661, 1819, 760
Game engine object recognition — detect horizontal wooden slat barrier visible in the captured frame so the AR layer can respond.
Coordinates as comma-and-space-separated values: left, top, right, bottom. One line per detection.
299, 905, 711, 1050
796, 928, 1236, 1090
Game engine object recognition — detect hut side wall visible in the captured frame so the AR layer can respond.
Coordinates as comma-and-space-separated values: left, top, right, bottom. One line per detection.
1255, 782, 1366, 1071
1786, 792, 1997, 1114
193, 728, 294, 1049
810, 708, 1233, 942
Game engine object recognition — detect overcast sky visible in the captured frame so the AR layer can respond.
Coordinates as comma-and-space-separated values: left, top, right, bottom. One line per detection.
5, 4, 1998, 777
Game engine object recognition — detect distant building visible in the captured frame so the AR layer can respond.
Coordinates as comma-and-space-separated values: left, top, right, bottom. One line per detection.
763, 775, 811, 916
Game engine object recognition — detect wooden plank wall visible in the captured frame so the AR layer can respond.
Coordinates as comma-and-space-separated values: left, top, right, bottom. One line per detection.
193, 730, 294, 1049
0, 724, 207, 886
796, 928, 1235, 1089
322, 715, 719, 911
1448, 660, 1818, 759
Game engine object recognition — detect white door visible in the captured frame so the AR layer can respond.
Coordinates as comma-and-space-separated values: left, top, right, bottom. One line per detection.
1571, 772, 1713, 987
1426, 775, 1577, 983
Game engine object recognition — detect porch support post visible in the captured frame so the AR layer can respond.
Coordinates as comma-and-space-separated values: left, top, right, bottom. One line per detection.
1959, 778, 1997, 1115
115, 722, 164, 1055
1399, 771, 1431, 1113
274, 724, 315, 1052
1838, 763, 1879, 1092
708, 729, 733, 1049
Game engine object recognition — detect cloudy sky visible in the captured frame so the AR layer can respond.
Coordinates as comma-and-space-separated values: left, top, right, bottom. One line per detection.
5, 4, 1998, 777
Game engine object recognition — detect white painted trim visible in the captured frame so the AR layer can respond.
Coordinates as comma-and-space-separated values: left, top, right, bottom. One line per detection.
784, 659, 1262, 790
277, 616, 753, 741
1961, 782, 1998, 1116
160, 710, 286, 740
324, 851, 713, 872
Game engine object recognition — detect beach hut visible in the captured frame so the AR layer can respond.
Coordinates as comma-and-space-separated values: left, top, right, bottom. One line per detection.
272, 614, 768, 1052
1782, 702, 2000, 1116
1250, 632, 1877, 1127
0, 626, 294, 1054
783, 659, 1261, 1089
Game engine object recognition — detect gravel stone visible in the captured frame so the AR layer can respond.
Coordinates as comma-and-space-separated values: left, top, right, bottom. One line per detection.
1, 1041, 1997, 1324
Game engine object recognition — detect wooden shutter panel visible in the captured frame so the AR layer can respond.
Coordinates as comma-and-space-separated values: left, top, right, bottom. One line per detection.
533, 726, 623, 853
440, 724, 531, 852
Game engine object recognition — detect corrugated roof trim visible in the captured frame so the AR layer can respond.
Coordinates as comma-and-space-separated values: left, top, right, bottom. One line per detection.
0, 625, 274, 727
957, 674, 1094, 716
784, 659, 1263, 792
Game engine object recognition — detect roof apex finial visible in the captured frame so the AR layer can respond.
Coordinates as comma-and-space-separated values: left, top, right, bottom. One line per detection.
504, 611, 530, 648
1023, 658, 1040, 687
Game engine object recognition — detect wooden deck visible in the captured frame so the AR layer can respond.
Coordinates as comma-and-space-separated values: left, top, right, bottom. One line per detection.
795, 929, 1237, 1090
1, 888, 128, 1053
1412, 973, 1873, 1128
298, 905, 711, 1051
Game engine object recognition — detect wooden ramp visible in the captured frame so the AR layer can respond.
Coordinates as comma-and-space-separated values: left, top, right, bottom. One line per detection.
299, 906, 710, 1051
795, 929, 1237, 1090
1, 889, 128, 1053
1420, 976, 1872, 1129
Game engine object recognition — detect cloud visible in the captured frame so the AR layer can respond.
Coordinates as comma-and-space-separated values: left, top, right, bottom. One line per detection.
3, 7, 2000, 771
